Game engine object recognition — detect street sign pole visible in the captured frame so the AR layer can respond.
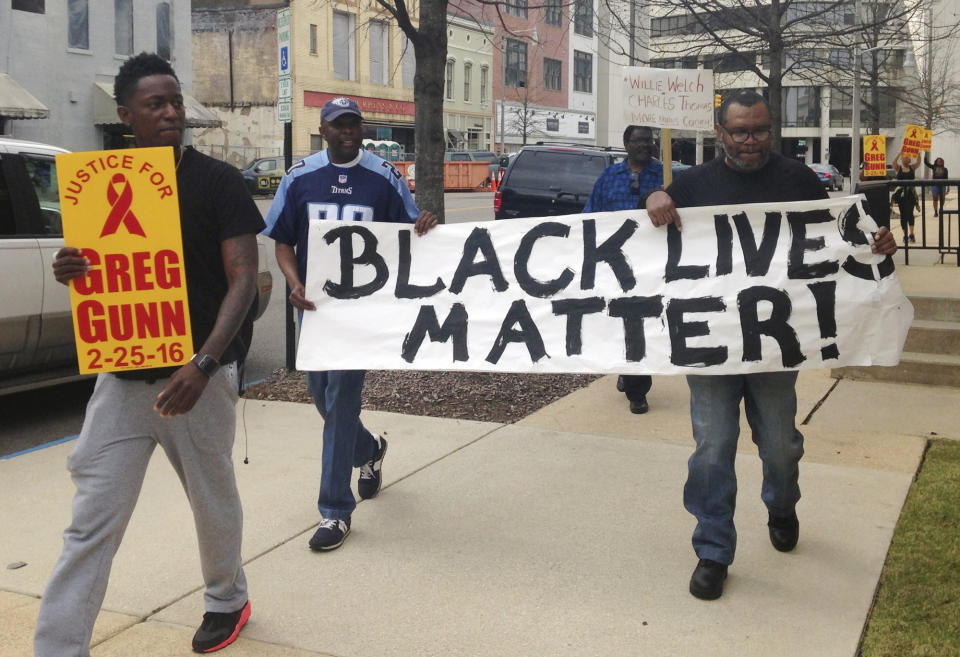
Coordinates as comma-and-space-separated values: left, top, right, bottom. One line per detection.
277, 7, 296, 370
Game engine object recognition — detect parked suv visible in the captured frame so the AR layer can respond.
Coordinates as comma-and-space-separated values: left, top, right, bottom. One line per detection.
494, 144, 627, 219
0, 137, 272, 395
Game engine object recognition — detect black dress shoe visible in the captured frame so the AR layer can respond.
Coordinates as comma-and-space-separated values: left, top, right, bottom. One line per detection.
629, 395, 649, 414
689, 558, 727, 600
616, 375, 626, 392
768, 512, 799, 552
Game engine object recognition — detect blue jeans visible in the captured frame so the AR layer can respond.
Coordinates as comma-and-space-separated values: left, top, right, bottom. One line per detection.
306, 370, 377, 521
683, 371, 803, 565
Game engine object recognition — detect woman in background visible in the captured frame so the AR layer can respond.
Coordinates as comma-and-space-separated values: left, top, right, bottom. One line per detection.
893, 152, 920, 243
924, 154, 949, 216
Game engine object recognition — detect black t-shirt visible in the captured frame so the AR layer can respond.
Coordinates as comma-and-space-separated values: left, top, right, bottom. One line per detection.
666, 152, 828, 208
118, 147, 265, 380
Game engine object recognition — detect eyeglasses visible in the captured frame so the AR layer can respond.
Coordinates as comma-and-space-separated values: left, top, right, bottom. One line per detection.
722, 127, 772, 143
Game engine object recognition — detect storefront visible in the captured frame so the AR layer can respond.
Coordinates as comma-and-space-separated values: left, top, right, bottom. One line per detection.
0, 73, 49, 134
303, 91, 416, 157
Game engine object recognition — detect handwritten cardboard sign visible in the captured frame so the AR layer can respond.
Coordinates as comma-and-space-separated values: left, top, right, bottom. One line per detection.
56, 147, 192, 374
621, 67, 715, 131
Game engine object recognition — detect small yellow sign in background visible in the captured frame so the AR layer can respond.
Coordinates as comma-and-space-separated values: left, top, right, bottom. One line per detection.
862, 135, 887, 178
56, 147, 192, 375
901, 124, 925, 156
920, 128, 933, 152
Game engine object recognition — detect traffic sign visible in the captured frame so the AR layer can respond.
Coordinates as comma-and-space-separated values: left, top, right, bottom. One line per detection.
278, 74, 291, 101
277, 99, 291, 123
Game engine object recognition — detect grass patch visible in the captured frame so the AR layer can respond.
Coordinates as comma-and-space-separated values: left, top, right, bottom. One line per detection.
859, 440, 960, 657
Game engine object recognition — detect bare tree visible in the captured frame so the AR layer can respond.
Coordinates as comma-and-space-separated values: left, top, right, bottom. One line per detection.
505, 82, 548, 144
894, 14, 960, 139
633, 0, 929, 151
372, 0, 449, 221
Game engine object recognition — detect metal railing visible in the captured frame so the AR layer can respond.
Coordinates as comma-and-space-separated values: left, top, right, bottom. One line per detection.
868, 178, 960, 265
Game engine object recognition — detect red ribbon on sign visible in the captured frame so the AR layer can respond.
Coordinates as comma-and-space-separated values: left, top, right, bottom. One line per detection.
101, 173, 146, 237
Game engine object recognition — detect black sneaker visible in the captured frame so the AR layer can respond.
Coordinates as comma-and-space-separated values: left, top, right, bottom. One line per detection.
689, 559, 727, 600
629, 395, 649, 414
358, 435, 387, 500
309, 518, 351, 551
192, 600, 250, 653
768, 512, 800, 552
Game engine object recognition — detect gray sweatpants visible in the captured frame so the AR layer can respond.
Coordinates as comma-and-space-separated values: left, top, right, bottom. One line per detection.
35, 367, 248, 657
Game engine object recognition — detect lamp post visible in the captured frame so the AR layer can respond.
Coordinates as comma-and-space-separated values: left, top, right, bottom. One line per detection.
849, 0, 888, 190
499, 27, 538, 154
849, 41, 886, 190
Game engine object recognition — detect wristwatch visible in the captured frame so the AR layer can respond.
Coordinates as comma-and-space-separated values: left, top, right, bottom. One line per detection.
190, 353, 220, 378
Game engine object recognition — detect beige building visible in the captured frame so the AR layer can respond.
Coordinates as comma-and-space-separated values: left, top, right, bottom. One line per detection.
192, 0, 420, 163
444, 13, 495, 151
292, 0, 419, 157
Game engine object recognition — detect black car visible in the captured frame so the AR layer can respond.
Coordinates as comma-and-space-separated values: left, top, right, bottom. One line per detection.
494, 145, 626, 219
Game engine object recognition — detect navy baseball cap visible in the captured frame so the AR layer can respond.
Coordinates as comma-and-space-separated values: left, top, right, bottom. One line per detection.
321, 97, 363, 122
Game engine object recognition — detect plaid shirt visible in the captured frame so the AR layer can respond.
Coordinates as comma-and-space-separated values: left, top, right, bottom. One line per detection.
582, 158, 664, 213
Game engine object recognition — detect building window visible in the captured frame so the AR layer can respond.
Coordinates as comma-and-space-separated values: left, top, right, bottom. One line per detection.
578, 121, 589, 134
310, 24, 318, 54
544, 58, 561, 91
505, 0, 527, 19
505, 38, 527, 88
333, 11, 356, 81
782, 86, 821, 128
156, 2, 171, 60
115, 0, 133, 56
464, 62, 472, 102
574, 0, 593, 37
574, 50, 592, 93
446, 60, 454, 100
13, 0, 44, 13
480, 66, 488, 104
68, 0, 89, 50
544, 0, 561, 26
401, 34, 415, 89
369, 20, 389, 85
546, 117, 559, 131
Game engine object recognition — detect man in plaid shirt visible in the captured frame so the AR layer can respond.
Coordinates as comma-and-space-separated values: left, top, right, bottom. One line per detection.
583, 125, 663, 415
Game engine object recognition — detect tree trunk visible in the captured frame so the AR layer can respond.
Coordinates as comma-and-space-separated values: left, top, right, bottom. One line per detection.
412, 0, 448, 222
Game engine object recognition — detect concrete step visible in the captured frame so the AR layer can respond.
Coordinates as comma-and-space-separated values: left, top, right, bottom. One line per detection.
909, 294, 960, 322
903, 319, 960, 355
832, 351, 960, 387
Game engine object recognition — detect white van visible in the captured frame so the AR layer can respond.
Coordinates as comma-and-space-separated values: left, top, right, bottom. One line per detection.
0, 138, 272, 394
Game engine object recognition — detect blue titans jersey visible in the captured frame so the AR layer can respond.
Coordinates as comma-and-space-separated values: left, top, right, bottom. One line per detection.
263, 149, 420, 283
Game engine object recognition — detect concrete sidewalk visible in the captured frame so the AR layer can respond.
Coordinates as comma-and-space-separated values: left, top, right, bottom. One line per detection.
2, 263, 958, 657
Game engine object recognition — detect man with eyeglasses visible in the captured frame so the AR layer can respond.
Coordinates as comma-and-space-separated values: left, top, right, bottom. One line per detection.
645, 90, 897, 601
583, 125, 663, 414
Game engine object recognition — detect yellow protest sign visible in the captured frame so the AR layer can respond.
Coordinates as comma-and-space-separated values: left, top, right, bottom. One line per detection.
920, 128, 933, 151
862, 135, 887, 177
56, 147, 192, 375
901, 124, 924, 156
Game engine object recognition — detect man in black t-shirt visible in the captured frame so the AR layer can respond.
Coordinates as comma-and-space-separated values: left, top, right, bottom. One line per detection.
36, 53, 263, 655
646, 90, 897, 601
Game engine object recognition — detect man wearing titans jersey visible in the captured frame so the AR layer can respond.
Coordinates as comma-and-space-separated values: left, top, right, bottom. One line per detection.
264, 97, 437, 551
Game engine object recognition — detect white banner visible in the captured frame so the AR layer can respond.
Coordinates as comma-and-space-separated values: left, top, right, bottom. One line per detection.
297, 197, 913, 375
621, 66, 715, 131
